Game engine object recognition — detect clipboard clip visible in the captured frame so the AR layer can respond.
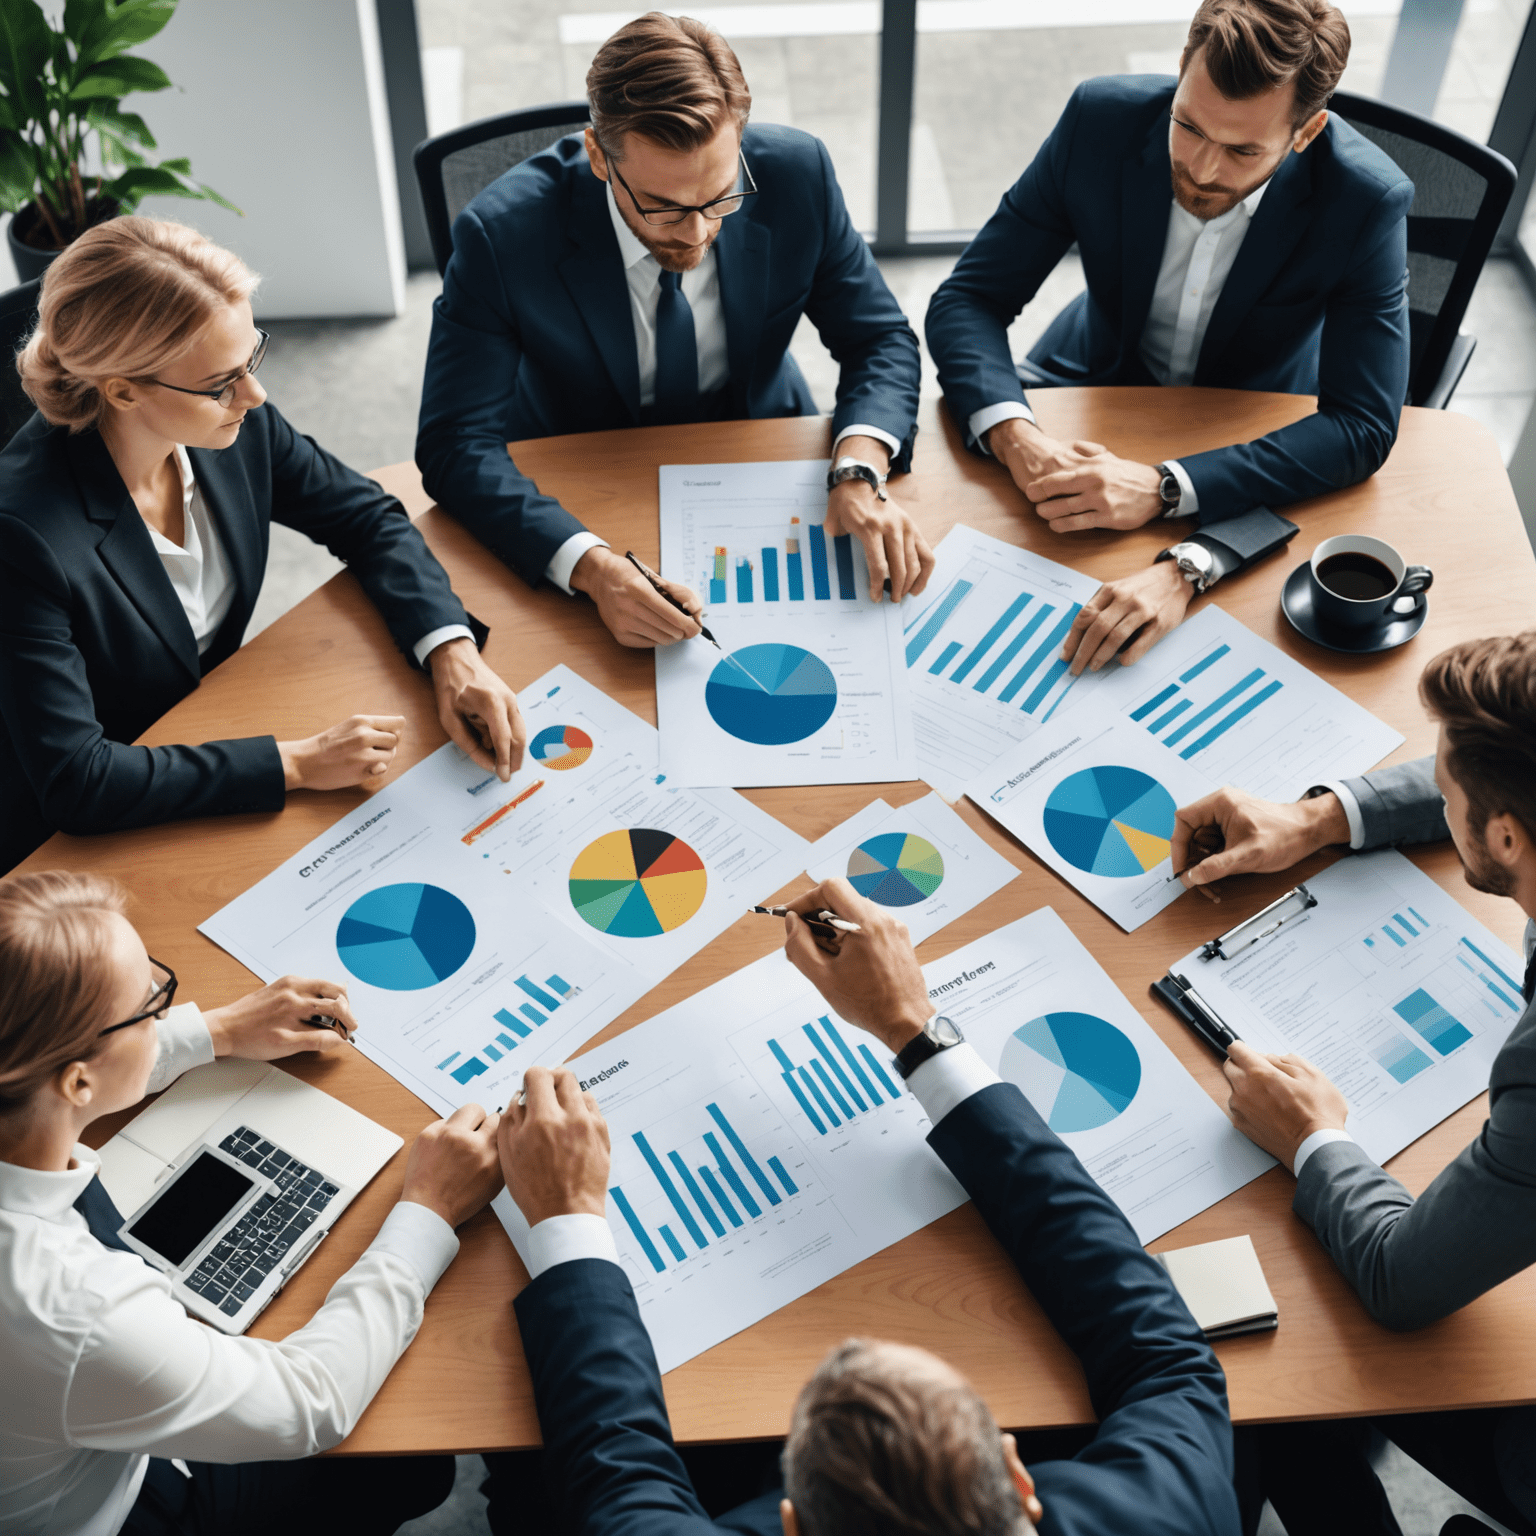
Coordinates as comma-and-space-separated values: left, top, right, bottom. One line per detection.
1199, 882, 1317, 962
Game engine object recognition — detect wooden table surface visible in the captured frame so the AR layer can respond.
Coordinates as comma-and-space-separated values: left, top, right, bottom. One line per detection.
37, 388, 1535, 1454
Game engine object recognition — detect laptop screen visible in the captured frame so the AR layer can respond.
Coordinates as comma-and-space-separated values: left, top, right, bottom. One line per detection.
127, 1150, 256, 1268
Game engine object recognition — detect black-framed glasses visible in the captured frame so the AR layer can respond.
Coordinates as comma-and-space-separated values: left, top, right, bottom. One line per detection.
149, 330, 269, 410
607, 149, 757, 227
100, 959, 178, 1036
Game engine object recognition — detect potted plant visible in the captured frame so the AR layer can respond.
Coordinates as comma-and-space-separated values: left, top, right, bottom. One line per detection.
0, 0, 236, 284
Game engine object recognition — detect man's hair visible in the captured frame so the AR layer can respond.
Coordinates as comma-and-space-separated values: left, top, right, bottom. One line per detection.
782, 1339, 1025, 1536
586, 12, 751, 160
1420, 632, 1536, 846
1180, 0, 1351, 128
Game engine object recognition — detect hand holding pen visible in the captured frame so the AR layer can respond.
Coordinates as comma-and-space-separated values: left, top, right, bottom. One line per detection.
622, 552, 720, 649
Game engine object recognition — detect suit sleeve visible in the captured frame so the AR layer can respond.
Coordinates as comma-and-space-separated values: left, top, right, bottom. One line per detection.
1345, 756, 1449, 849
0, 514, 285, 836
1178, 179, 1412, 522
928, 1084, 1238, 1536
514, 1259, 724, 1536
415, 206, 588, 587
924, 87, 1082, 447
800, 139, 921, 472
261, 406, 482, 665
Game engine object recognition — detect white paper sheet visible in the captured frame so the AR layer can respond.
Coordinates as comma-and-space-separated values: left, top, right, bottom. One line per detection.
926, 908, 1274, 1241
899, 526, 1108, 800
1166, 850, 1526, 1165
1070, 605, 1405, 799
805, 793, 1019, 944
967, 708, 1218, 932
657, 461, 917, 787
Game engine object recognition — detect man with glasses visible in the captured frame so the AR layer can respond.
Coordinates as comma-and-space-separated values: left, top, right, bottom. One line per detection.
417, 12, 933, 646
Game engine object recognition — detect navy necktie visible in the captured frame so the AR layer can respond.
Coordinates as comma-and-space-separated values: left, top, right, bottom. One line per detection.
74, 1172, 137, 1254
652, 268, 699, 425
1524, 946, 1536, 1005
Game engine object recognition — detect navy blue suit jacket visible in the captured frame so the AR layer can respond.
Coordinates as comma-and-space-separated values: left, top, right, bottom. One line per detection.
514, 1083, 1238, 1536
416, 126, 921, 587
926, 77, 1413, 523
0, 405, 477, 869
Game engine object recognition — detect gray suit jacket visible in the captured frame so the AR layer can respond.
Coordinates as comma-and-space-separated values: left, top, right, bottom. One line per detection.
1293, 756, 1536, 1330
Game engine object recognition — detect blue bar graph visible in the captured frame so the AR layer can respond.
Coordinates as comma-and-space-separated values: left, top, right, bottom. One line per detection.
519, 1004, 545, 1027
858, 1043, 900, 1098
805, 1021, 867, 1110
659, 1225, 686, 1262
1459, 937, 1523, 998
770, 1019, 897, 1137
1151, 699, 1192, 732
1022, 606, 1085, 714
484, 1042, 503, 1061
1394, 912, 1419, 937
786, 548, 804, 601
1385, 927, 1406, 948
1481, 973, 1522, 1011
451, 1057, 486, 1085
634, 1132, 708, 1249
612, 1186, 665, 1273
515, 976, 560, 1011
809, 523, 831, 600
699, 1166, 741, 1227
736, 558, 754, 603
834, 534, 857, 599
1178, 679, 1284, 758
1131, 684, 1179, 721
436, 1051, 460, 1071
1393, 988, 1473, 1056
796, 1066, 839, 1127
703, 1131, 761, 1217
707, 1103, 781, 1207
905, 579, 974, 666
768, 1156, 798, 1196
998, 608, 1064, 703
497, 1033, 516, 1051
1164, 668, 1266, 748
1374, 1033, 1433, 1084
975, 604, 1052, 693
1409, 908, 1428, 928
762, 548, 779, 601
668, 1151, 724, 1238
547, 975, 570, 995
1180, 644, 1230, 682
494, 1008, 531, 1039
929, 641, 963, 675
951, 593, 1030, 684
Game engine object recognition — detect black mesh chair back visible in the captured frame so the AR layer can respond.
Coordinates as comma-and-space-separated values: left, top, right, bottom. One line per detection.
1328, 91, 1516, 408
0, 278, 41, 448
414, 101, 591, 277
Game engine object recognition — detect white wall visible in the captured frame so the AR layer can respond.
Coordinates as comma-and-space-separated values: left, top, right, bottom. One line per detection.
135, 0, 406, 319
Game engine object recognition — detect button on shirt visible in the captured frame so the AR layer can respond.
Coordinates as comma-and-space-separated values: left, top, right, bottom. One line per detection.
0, 1003, 459, 1536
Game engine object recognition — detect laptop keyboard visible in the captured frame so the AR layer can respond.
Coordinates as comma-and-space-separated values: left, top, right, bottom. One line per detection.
182, 1127, 340, 1318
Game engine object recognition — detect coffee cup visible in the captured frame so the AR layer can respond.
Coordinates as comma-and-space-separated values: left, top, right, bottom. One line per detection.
1308, 535, 1432, 632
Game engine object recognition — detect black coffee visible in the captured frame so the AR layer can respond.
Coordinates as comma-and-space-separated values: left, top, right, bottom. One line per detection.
1317, 552, 1396, 601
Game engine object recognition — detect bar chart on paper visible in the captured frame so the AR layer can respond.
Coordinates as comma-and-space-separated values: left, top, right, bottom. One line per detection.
766, 1014, 903, 1135
438, 971, 586, 1087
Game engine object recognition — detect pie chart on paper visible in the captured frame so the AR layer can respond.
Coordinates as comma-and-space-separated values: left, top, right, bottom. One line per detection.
704, 643, 837, 745
1042, 765, 1175, 878
335, 883, 476, 991
569, 828, 707, 937
847, 832, 945, 907
1000, 1012, 1141, 1133
530, 724, 593, 771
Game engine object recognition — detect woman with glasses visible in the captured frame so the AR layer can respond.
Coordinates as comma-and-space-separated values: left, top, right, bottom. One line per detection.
0, 216, 526, 872
0, 869, 504, 1535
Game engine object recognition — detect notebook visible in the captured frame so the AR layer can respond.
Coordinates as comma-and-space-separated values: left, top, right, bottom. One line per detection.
1155, 1234, 1278, 1340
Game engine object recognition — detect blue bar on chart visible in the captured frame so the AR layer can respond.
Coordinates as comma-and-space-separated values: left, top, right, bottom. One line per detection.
1151, 699, 1191, 731
659, 1226, 686, 1262
1180, 644, 1230, 682
767, 1156, 798, 1196
905, 579, 974, 666
698, 1165, 742, 1226
808, 523, 832, 600
1131, 683, 1179, 721
1178, 679, 1284, 758
1021, 605, 1086, 716
929, 641, 963, 675
611, 1186, 666, 1273
761, 547, 780, 601
634, 1131, 708, 1249
1393, 988, 1473, 1055
736, 557, 754, 603
769, 1016, 897, 1136
951, 592, 1031, 685
786, 520, 805, 600
975, 604, 1052, 693
1164, 669, 1266, 748
445, 973, 581, 1084
709, 547, 727, 606
833, 533, 857, 599
1459, 937, 1523, 999
1373, 1032, 1433, 1084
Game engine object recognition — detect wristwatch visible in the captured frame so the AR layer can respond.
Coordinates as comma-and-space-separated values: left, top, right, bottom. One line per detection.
827, 456, 889, 502
892, 1014, 964, 1079
1156, 540, 1218, 595
1154, 462, 1184, 518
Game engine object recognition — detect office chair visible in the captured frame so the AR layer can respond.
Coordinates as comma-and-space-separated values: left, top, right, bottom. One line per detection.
413, 101, 591, 277
1329, 91, 1516, 410
0, 277, 41, 449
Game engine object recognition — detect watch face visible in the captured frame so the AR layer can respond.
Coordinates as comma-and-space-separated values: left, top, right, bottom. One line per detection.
930, 1014, 962, 1047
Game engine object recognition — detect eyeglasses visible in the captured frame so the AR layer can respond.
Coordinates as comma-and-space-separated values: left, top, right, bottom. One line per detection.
100, 959, 178, 1036
149, 330, 269, 409
607, 149, 757, 227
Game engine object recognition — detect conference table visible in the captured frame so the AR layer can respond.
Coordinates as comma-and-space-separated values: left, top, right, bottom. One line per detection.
46, 387, 1535, 1455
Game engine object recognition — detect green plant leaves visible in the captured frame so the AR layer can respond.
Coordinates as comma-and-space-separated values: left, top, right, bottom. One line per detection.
102, 160, 241, 217
68, 54, 172, 100
0, 131, 37, 214
71, 0, 177, 67
0, 0, 53, 121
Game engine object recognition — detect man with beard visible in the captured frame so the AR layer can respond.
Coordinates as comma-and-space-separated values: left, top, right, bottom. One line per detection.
416, 12, 931, 648
925, 0, 1411, 677
1169, 631, 1536, 1536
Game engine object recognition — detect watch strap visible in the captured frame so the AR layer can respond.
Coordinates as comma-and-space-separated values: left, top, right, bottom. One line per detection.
893, 1030, 945, 1080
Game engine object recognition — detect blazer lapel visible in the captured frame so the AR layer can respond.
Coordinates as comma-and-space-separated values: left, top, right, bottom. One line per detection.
70, 432, 200, 681
1120, 113, 1175, 367
557, 172, 641, 421
717, 208, 769, 399
1195, 146, 1315, 380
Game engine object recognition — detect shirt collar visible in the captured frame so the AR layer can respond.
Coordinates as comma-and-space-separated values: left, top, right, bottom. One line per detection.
173, 443, 196, 510
0, 1143, 101, 1221
605, 180, 655, 272
1241, 176, 1271, 217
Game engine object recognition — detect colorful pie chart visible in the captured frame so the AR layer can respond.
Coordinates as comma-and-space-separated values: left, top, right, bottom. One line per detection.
1000, 1012, 1141, 1133
705, 644, 837, 745
335, 883, 476, 991
569, 828, 707, 937
847, 832, 945, 907
1042, 765, 1175, 878
530, 724, 593, 771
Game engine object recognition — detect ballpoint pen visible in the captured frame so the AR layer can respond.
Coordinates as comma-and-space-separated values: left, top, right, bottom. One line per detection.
302, 1013, 352, 1041
1170, 973, 1241, 1054
749, 904, 863, 935
624, 551, 722, 649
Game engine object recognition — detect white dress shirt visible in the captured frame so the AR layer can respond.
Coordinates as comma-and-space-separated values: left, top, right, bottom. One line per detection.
969, 179, 1271, 517
538, 186, 902, 597
524, 1041, 1001, 1279
147, 447, 471, 667
0, 1005, 459, 1536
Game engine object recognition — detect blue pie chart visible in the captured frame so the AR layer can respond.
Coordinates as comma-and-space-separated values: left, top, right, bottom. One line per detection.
705, 643, 837, 745
1042, 765, 1175, 878
1000, 1012, 1141, 1133
335, 883, 476, 991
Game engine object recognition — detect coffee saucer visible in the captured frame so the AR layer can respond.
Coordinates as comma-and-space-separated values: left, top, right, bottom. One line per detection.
1281, 561, 1428, 654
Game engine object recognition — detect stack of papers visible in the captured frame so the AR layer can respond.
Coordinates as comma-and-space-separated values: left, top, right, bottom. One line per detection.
1156, 1235, 1278, 1339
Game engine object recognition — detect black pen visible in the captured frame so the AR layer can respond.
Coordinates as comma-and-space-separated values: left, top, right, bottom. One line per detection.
1171, 973, 1241, 1054
750, 904, 863, 936
624, 551, 721, 649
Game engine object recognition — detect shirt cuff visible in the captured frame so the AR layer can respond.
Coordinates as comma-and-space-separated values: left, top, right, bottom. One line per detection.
968, 401, 1037, 455
1310, 781, 1366, 849
411, 624, 476, 668
526, 1211, 622, 1279
832, 424, 903, 462
905, 1043, 1000, 1126
545, 531, 609, 596
1160, 458, 1199, 517
375, 1200, 461, 1291
146, 1003, 216, 1095
1292, 1127, 1356, 1178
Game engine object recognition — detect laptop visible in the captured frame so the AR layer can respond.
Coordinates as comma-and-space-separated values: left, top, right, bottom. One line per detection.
95, 1057, 402, 1335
